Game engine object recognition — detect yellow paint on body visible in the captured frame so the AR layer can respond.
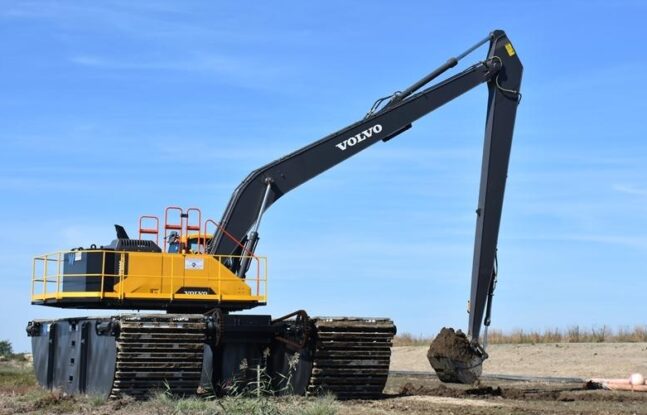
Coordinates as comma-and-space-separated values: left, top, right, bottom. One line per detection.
31, 249, 267, 305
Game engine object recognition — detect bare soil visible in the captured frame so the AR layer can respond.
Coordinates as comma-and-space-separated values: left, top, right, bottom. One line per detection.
353, 342, 647, 414
2, 343, 647, 414
391, 342, 647, 378
354, 376, 647, 415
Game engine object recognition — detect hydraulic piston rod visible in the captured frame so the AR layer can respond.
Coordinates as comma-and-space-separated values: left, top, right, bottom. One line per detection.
388, 33, 494, 107
237, 179, 273, 277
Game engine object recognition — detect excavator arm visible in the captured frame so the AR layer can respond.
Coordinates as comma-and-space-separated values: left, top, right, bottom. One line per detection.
468, 33, 522, 343
208, 30, 522, 356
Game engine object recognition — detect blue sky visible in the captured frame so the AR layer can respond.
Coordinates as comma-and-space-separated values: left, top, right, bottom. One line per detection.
2, 1, 647, 352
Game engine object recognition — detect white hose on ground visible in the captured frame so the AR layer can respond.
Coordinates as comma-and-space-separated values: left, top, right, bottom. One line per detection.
604, 383, 647, 392
589, 373, 646, 392
589, 378, 631, 385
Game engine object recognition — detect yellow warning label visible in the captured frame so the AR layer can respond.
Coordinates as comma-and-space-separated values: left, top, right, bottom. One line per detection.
505, 43, 516, 57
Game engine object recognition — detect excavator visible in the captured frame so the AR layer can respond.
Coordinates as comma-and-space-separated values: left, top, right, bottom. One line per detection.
27, 30, 522, 399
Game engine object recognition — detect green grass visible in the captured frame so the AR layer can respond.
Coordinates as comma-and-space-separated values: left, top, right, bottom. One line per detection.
0, 361, 108, 414
282, 394, 339, 415
147, 392, 339, 415
0, 361, 37, 389
0, 358, 339, 415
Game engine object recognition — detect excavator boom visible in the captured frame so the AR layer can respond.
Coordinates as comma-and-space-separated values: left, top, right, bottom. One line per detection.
210, 30, 522, 347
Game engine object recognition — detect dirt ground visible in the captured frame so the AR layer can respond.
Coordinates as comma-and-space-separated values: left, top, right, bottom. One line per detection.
358, 342, 647, 414
2, 343, 647, 415
390, 342, 647, 378
342, 379, 647, 415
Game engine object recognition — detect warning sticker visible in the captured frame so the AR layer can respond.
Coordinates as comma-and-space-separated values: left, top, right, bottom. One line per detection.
505, 43, 516, 57
74, 252, 82, 261
185, 258, 204, 270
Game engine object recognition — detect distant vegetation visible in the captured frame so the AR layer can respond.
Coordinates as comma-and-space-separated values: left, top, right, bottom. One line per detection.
0, 340, 13, 359
394, 325, 647, 346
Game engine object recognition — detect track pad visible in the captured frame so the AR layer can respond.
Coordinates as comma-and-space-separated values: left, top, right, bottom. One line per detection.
427, 327, 484, 384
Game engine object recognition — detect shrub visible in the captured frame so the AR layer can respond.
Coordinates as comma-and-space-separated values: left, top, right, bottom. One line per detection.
0, 340, 13, 358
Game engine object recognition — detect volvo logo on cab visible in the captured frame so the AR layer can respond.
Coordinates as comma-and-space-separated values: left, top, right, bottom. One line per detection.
335, 124, 383, 151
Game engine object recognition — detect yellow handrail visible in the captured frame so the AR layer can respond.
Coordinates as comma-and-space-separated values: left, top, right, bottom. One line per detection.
31, 250, 268, 304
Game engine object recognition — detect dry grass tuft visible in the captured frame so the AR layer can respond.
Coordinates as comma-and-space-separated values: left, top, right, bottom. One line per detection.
0, 358, 341, 415
393, 333, 432, 346
147, 392, 339, 415
394, 325, 647, 346
0, 359, 37, 393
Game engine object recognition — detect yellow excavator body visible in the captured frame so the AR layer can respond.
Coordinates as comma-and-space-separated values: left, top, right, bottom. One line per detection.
31, 248, 267, 311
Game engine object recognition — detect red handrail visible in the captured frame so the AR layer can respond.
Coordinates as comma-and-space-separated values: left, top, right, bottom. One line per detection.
164, 206, 184, 253
138, 215, 160, 245
186, 208, 202, 233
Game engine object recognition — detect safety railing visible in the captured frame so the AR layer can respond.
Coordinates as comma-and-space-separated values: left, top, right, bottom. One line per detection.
138, 215, 160, 245
31, 250, 267, 304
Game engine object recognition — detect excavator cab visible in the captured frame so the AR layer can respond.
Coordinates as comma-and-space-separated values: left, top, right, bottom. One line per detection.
163, 231, 212, 254
186, 233, 212, 254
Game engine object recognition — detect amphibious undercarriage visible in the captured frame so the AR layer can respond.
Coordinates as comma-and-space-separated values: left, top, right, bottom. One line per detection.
27, 313, 396, 399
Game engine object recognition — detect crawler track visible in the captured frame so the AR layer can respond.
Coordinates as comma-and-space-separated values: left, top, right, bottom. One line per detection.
30, 313, 397, 400
307, 317, 396, 399
111, 314, 206, 398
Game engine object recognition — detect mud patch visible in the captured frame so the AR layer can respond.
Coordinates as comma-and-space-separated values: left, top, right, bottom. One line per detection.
400, 382, 570, 401
401, 383, 502, 399
399, 382, 647, 403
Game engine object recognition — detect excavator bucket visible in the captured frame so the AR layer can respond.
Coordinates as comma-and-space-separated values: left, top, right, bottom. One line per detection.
427, 327, 484, 384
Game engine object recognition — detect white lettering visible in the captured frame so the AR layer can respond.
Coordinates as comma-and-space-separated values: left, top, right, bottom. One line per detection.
335, 124, 383, 151
183, 290, 209, 295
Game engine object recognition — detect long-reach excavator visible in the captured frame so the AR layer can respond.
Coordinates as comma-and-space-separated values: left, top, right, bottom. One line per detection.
27, 30, 522, 399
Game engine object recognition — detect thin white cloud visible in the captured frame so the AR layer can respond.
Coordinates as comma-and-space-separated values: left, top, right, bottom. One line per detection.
5, 3, 299, 91
613, 184, 647, 196
359, 146, 479, 163
0, 176, 232, 192
568, 234, 647, 251
68, 52, 293, 91
2, 2, 313, 46
532, 62, 645, 96
510, 233, 647, 251
69, 54, 240, 73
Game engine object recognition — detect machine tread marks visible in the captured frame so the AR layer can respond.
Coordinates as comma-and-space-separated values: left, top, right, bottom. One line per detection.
307, 317, 395, 399
110, 314, 206, 398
